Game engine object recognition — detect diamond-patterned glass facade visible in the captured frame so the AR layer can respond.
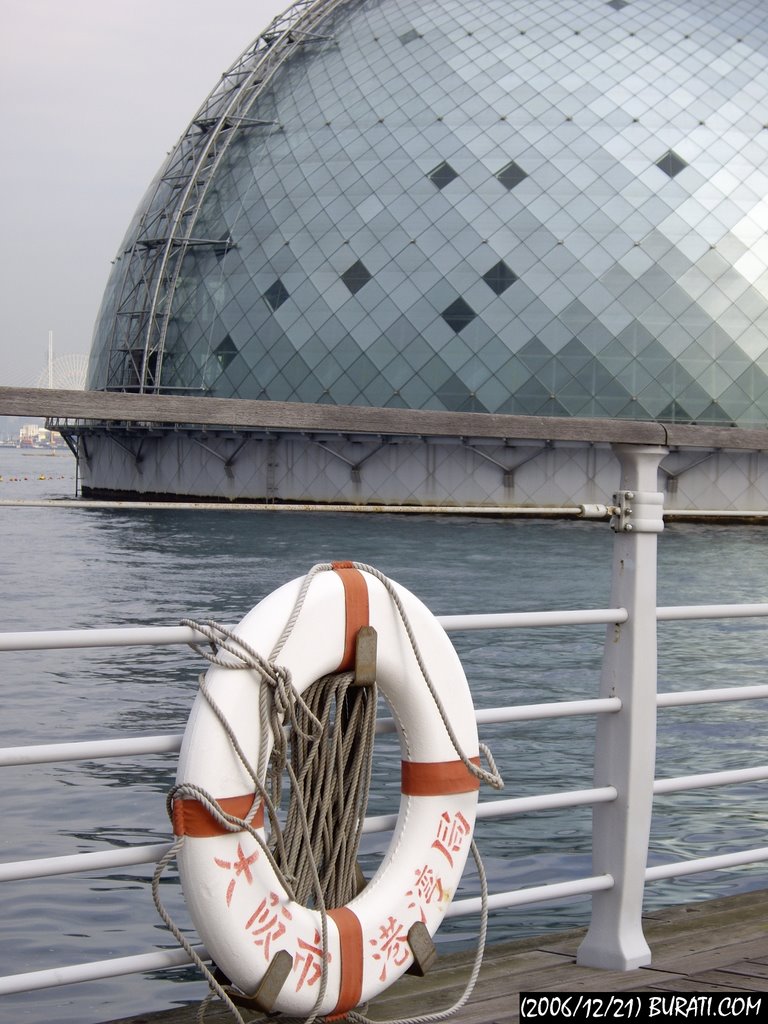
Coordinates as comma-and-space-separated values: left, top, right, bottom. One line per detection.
89, 0, 768, 427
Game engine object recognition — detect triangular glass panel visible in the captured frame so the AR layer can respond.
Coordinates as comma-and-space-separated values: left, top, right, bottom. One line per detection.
698, 401, 733, 424
559, 300, 593, 332
542, 397, 571, 417
519, 337, 552, 374
282, 352, 312, 390
436, 372, 472, 411
347, 352, 379, 389
658, 400, 692, 423
457, 394, 490, 413
735, 362, 768, 400
557, 339, 592, 374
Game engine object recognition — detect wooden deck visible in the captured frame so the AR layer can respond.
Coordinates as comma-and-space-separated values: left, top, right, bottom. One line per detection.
107, 890, 768, 1023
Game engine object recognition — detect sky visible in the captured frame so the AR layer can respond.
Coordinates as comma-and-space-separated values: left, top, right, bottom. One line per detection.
0, 0, 289, 387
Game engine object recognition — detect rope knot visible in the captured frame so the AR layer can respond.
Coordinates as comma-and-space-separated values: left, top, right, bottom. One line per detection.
179, 618, 323, 743
268, 661, 297, 717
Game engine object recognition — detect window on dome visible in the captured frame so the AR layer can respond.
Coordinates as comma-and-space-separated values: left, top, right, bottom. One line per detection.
214, 335, 238, 370
341, 260, 372, 294
483, 260, 518, 295
655, 150, 688, 177
495, 160, 528, 190
264, 279, 289, 311
607, 0, 629, 9
399, 28, 421, 45
428, 161, 459, 189
441, 297, 476, 332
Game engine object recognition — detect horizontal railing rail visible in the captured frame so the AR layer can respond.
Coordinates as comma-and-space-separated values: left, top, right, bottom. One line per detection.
5, 600, 768, 654
0, 946, 208, 997
0, 696, 624, 768
0, 608, 626, 652
5, 677, 768, 769
0, 785, 620, 884
6, 744, 768, 887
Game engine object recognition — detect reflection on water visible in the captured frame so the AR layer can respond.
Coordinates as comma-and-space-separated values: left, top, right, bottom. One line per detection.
1, 451, 768, 1023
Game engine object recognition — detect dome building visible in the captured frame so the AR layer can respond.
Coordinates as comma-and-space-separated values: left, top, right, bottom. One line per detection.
79, 0, 768, 510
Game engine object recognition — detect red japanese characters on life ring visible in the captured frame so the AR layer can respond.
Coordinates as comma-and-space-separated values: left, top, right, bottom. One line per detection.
173, 564, 481, 1018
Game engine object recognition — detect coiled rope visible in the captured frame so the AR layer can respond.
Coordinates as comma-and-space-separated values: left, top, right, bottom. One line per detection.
153, 562, 503, 1024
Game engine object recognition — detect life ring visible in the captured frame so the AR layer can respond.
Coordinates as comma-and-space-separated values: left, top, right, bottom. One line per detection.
173, 563, 480, 1018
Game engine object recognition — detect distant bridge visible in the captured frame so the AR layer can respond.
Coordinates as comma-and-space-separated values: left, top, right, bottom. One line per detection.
2, 385, 768, 452
3, 354, 88, 391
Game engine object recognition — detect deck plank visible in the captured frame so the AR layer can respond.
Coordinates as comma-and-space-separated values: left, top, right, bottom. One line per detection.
651, 936, 768, 975
714, 962, 768, 979
689, 971, 768, 991
104, 890, 768, 1024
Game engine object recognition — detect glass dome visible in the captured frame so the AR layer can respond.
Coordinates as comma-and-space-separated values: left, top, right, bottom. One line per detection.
88, 0, 768, 427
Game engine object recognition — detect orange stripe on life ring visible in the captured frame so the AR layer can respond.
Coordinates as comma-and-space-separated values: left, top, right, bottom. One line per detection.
332, 562, 369, 671
172, 794, 264, 837
327, 906, 364, 1016
401, 757, 481, 796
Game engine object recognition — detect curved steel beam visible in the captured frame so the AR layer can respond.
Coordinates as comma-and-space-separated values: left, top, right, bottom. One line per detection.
104, 0, 357, 394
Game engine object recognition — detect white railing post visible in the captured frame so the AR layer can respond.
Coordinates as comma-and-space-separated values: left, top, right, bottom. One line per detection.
577, 443, 667, 969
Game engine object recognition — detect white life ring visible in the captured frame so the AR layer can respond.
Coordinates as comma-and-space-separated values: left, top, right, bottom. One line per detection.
173, 563, 480, 1018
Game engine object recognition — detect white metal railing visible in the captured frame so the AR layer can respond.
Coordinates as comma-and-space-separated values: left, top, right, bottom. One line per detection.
2, 443, 768, 1003
2, 616, 767, 992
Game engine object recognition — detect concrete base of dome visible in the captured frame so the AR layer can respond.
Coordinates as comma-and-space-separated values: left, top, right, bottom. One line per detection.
76, 428, 768, 516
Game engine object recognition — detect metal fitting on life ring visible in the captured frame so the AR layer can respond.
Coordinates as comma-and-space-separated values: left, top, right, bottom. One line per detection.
173, 563, 480, 1018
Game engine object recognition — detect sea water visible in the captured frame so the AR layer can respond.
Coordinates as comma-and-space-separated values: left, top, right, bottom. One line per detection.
1, 447, 767, 1024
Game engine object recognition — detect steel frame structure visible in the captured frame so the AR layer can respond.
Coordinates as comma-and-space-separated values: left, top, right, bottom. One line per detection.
101, 0, 354, 394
